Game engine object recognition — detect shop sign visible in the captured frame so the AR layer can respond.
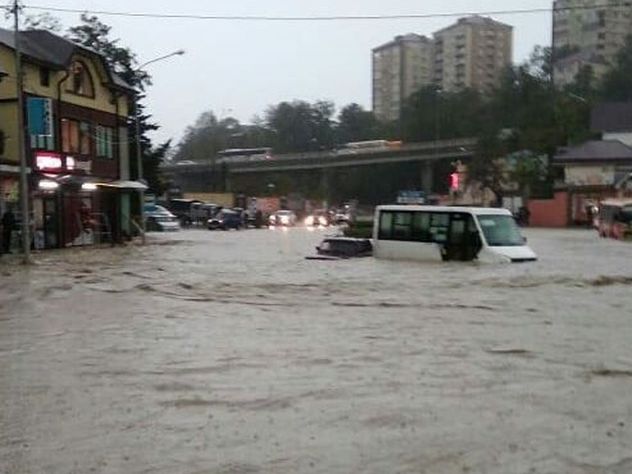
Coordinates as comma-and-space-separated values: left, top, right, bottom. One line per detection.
74, 160, 92, 173
27, 98, 53, 137
35, 151, 63, 171
397, 190, 426, 205
39, 155, 92, 174
67, 156, 91, 173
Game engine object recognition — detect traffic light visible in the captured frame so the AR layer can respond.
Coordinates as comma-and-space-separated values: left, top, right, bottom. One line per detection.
450, 171, 460, 191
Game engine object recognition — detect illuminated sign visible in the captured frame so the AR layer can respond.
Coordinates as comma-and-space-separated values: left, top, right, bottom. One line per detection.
35, 152, 63, 171
35, 153, 91, 174
450, 172, 460, 191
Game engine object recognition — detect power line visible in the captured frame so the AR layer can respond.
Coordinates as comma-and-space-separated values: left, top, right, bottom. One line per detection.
17, 2, 632, 22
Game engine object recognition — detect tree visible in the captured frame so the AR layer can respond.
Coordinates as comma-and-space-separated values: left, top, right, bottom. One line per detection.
400, 86, 486, 143
24, 12, 62, 32
265, 100, 335, 152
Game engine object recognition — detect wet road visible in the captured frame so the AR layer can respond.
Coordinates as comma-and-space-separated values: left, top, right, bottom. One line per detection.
1, 227, 632, 474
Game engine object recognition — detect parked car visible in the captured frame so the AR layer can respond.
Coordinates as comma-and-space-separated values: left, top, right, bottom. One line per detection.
144, 205, 181, 232
304, 210, 330, 227
165, 198, 202, 227
269, 210, 297, 227
332, 210, 352, 226
307, 237, 373, 260
191, 202, 221, 225
208, 209, 243, 230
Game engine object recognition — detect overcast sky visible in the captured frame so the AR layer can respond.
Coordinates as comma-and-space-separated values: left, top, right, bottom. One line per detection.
5, 0, 553, 145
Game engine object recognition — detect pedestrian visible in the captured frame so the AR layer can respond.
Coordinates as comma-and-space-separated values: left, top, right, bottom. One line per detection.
517, 206, 530, 227
2, 207, 16, 254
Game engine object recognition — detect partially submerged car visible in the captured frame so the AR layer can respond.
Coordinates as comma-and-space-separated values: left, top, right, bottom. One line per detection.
269, 210, 297, 227
208, 209, 243, 230
307, 237, 373, 260
304, 210, 330, 227
144, 205, 181, 232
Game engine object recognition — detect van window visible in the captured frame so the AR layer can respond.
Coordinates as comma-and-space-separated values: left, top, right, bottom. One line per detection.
429, 213, 449, 243
379, 212, 393, 239
412, 212, 431, 241
392, 212, 412, 240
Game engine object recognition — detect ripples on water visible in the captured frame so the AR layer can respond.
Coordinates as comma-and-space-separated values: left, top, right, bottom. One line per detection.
2, 228, 632, 473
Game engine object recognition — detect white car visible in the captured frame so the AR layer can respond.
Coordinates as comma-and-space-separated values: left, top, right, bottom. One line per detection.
269, 210, 297, 226
145, 205, 181, 232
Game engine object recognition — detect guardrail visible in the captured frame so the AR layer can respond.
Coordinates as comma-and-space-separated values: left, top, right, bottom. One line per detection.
162, 138, 478, 172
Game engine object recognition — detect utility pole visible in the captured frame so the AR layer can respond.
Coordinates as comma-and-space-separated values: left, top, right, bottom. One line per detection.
12, 0, 30, 263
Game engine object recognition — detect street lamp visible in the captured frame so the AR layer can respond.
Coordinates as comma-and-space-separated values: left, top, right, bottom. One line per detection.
133, 49, 185, 240
134, 49, 185, 183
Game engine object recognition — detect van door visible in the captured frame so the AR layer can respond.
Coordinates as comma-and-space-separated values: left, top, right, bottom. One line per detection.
445, 213, 469, 261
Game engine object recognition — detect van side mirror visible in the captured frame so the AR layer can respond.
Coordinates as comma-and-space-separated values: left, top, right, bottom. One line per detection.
523, 236, 528, 244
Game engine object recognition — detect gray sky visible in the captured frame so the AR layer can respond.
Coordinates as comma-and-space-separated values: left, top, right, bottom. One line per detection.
7, 0, 553, 145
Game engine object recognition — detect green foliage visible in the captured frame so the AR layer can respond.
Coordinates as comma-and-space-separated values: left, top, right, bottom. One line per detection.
67, 15, 151, 91
265, 100, 335, 152
173, 112, 273, 164
174, 101, 388, 161
401, 86, 488, 142
336, 103, 382, 144
24, 13, 62, 32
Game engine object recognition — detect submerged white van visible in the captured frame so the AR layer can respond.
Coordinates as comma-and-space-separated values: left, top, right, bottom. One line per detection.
373, 205, 537, 263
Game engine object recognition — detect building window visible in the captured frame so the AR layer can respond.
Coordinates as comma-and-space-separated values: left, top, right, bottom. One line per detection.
61, 118, 91, 155
39, 67, 50, 87
66, 61, 94, 97
96, 125, 114, 159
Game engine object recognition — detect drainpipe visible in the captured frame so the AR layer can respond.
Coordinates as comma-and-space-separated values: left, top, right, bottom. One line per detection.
54, 69, 70, 248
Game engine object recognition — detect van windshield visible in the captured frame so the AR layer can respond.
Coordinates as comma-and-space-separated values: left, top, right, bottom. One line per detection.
477, 214, 525, 247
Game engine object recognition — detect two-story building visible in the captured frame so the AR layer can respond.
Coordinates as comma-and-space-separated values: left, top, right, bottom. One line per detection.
0, 28, 140, 250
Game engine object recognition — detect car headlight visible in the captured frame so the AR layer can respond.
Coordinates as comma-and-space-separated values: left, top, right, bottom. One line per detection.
281, 216, 289, 224
305, 216, 314, 226
319, 216, 327, 226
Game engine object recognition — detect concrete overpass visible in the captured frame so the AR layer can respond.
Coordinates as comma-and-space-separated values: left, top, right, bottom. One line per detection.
163, 137, 477, 202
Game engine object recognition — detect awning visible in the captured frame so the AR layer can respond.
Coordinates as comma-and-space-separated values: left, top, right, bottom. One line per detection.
0, 164, 31, 175
96, 180, 148, 190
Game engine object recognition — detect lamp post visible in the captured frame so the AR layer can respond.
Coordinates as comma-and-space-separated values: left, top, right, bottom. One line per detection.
133, 49, 185, 239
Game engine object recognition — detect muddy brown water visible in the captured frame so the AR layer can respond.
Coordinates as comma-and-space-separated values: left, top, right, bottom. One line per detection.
1, 228, 632, 473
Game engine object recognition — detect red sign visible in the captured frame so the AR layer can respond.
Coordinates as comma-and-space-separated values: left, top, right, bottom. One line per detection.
35, 152, 63, 171
450, 172, 460, 191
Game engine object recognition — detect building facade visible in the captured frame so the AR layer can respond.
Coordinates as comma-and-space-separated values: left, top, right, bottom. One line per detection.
371, 16, 513, 121
553, 0, 632, 86
0, 28, 138, 250
554, 140, 632, 224
433, 16, 513, 94
372, 34, 434, 122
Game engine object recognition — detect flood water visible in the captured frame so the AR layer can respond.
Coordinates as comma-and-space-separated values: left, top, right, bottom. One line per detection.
1, 227, 632, 474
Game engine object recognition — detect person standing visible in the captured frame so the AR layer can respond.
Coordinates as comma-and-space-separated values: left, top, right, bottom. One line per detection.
1, 207, 16, 254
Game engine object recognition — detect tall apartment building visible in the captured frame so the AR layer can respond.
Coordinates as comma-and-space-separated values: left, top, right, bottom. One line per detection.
553, 0, 632, 86
372, 34, 434, 122
371, 17, 513, 122
433, 16, 513, 94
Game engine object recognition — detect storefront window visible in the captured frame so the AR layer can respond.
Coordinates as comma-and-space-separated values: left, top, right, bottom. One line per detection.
61, 119, 91, 155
